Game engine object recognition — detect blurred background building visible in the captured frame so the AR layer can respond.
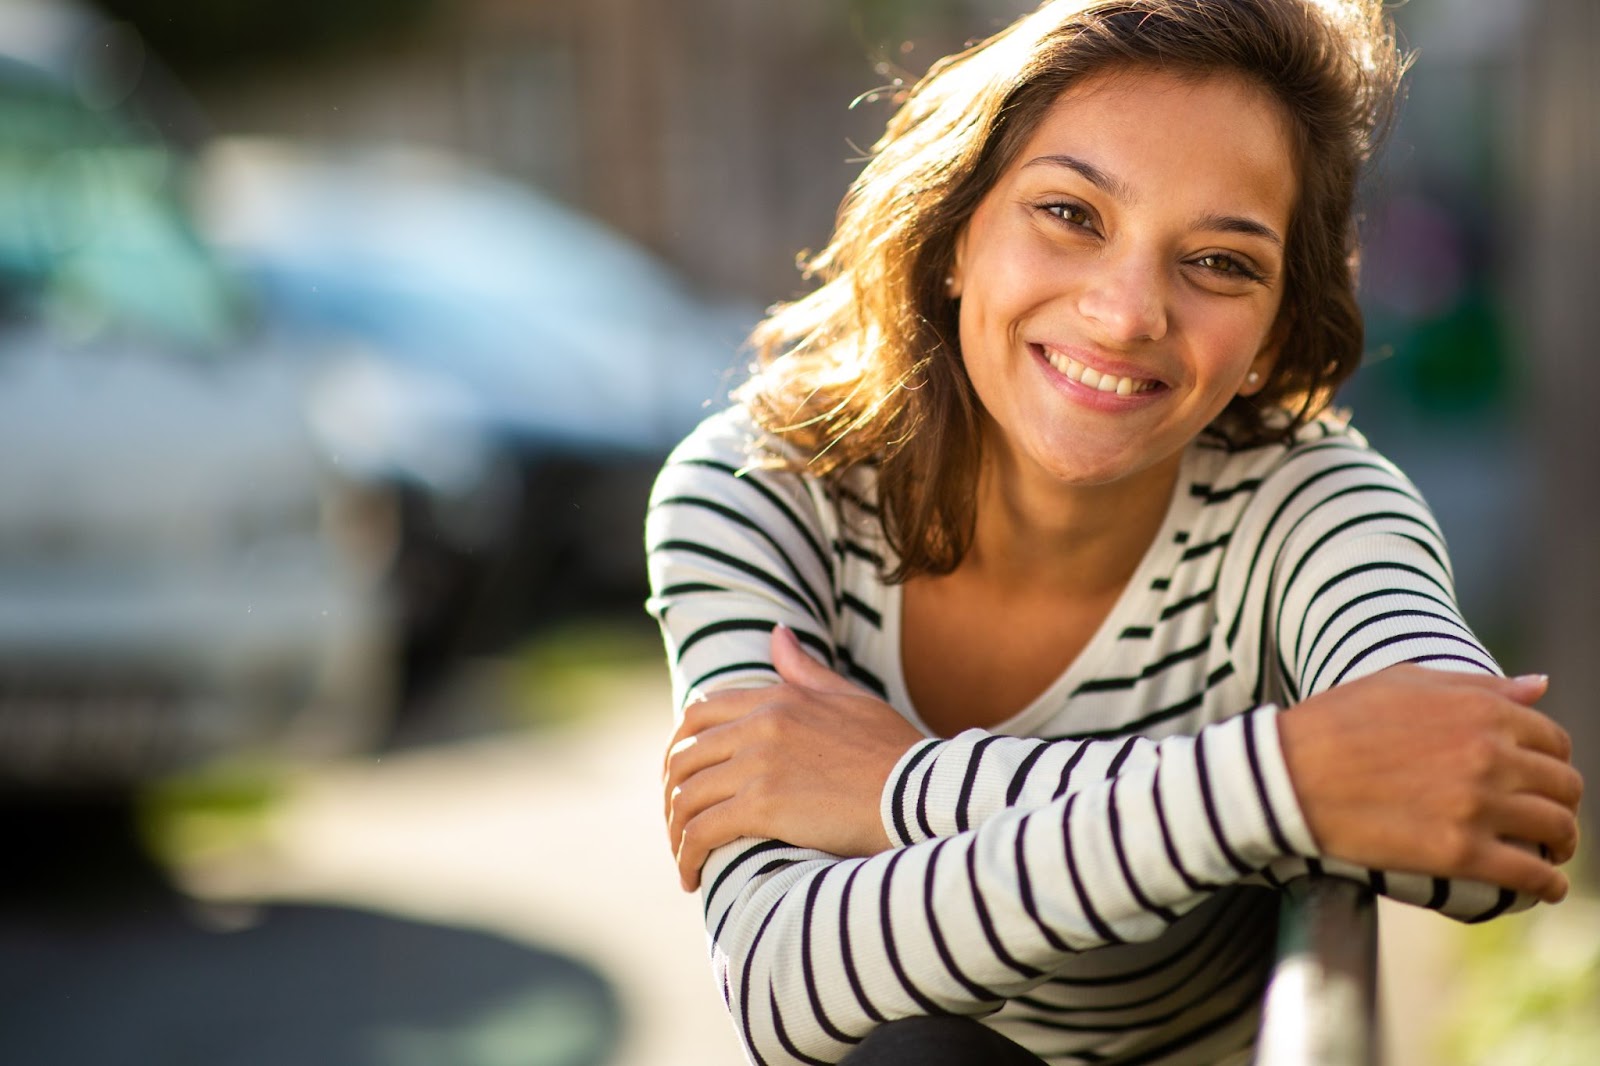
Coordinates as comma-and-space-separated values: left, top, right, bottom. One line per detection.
0, 0, 1594, 1064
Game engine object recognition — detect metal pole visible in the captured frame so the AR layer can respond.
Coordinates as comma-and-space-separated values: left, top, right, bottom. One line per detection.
1256, 878, 1381, 1066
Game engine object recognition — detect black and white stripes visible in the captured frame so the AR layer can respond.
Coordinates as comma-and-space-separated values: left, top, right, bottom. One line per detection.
645, 407, 1522, 1065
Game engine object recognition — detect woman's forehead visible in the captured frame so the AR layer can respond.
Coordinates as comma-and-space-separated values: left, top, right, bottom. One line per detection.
1005, 67, 1299, 227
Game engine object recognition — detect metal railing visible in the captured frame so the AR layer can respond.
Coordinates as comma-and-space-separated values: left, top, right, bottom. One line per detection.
1256, 877, 1381, 1066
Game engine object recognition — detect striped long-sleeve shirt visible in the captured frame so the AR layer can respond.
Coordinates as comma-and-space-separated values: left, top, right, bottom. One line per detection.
645, 405, 1524, 1066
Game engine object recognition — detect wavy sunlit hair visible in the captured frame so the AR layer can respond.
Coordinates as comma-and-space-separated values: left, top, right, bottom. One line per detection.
741, 0, 1406, 580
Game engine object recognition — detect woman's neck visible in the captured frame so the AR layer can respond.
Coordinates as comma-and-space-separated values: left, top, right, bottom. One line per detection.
961, 443, 1183, 598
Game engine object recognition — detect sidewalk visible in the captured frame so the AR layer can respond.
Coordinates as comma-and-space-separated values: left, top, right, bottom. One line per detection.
178, 657, 747, 1066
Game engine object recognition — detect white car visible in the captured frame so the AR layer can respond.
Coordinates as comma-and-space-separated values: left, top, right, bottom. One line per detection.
0, 3, 396, 787
193, 139, 756, 693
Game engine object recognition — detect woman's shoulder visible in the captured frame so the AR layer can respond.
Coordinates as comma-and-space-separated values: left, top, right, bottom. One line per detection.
1188, 409, 1445, 590
1192, 410, 1417, 505
652, 404, 875, 548
662, 404, 788, 469
661, 405, 881, 504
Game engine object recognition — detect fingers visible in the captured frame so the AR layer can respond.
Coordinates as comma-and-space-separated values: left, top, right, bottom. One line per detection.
666, 721, 732, 786
667, 759, 746, 882
660, 629, 830, 781
674, 793, 754, 892
662, 717, 748, 822
1505, 746, 1586, 813
1490, 792, 1582, 867
1472, 838, 1571, 904
771, 624, 861, 696
1503, 702, 1575, 762
1406, 666, 1572, 762
1406, 820, 1571, 904
1501, 673, 1550, 703
662, 687, 769, 777
1433, 668, 1549, 701
676, 687, 769, 739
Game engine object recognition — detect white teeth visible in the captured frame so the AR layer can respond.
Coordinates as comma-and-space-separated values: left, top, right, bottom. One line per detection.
1043, 349, 1155, 397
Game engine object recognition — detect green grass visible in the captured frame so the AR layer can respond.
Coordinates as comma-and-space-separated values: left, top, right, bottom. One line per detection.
499, 614, 668, 730
136, 758, 289, 869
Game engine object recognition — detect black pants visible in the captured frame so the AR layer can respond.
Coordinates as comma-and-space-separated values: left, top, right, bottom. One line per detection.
839, 1017, 1049, 1065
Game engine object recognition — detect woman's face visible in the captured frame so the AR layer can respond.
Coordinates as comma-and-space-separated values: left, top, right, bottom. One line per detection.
950, 67, 1297, 495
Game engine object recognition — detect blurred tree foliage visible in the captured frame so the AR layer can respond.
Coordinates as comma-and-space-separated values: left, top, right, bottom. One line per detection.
1440, 890, 1600, 1066
91, 0, 435, 74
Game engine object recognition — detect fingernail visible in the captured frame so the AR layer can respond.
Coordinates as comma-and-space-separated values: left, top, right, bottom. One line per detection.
1513, 673, 1550, 686
773, 622, 793, 641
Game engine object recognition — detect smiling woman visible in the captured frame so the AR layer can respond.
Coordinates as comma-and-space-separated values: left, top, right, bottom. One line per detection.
905, 68, 1297, 738
644, 2, 1583, 1065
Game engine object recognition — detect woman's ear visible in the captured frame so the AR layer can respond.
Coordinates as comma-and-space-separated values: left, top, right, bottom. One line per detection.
1240, 312, 1290, 396
946, 231, 967, 299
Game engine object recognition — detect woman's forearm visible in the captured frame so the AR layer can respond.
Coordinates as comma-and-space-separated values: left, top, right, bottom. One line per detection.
701, 710, 1297, 1065
895, 669, 1579, 918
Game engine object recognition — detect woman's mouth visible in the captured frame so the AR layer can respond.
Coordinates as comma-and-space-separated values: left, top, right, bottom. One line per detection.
1038, 347, 1163, 397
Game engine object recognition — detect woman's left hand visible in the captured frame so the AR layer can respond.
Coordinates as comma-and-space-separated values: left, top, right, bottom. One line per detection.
663, 625, 926, 891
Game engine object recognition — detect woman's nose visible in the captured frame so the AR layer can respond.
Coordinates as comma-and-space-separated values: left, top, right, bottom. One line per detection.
1076, 252, 1169, 344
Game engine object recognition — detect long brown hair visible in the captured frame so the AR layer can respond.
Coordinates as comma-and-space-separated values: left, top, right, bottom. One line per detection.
741, 0, 1405, 581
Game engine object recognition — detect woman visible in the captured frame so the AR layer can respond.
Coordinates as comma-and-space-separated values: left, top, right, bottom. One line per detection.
647, 1, 1583, 1063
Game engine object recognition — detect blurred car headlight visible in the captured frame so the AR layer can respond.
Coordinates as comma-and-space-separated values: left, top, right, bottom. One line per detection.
307, 354, 496, 497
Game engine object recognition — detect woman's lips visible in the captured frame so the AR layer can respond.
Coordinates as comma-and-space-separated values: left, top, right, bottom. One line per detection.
1032, 344, 1167, 399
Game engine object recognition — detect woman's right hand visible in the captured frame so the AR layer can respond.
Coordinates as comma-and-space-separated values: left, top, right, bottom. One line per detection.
1277, 666, 1583, 903
663, 625, 926, 891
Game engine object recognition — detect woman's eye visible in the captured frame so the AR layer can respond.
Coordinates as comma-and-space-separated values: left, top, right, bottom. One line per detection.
1044, 202, 1093, 229
1195, 253, 1261, 280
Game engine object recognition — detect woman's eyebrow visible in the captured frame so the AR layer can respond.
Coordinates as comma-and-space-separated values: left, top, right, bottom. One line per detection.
1191, 212, 1284, 249
1021, 154, 1134, 201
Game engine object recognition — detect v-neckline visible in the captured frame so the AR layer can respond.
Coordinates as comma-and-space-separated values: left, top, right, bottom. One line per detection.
881, 446, 1195, 739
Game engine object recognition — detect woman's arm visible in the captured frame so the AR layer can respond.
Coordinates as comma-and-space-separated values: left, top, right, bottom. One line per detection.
1272, 666, 1577, 914
881, 665, 1576, 913
1239, 436, 1584, 915
688, 715, 1294, 1066
663, 624, 1309, 888
672, 633, 1575, 913
662, 427, 1580, 923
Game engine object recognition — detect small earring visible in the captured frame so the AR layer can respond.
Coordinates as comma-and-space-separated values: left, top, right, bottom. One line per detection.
1246, 371, 1261, 386
944, 275, 955, 287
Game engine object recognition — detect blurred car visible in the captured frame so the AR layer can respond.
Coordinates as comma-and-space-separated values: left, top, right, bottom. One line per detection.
190, 140, 755, 694
0, 1, 396, 787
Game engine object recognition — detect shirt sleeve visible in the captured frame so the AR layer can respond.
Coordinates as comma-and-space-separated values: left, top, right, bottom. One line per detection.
645, 411, 840, 713
646, 413, 1305, 1065
1249, 435, 1530, 921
